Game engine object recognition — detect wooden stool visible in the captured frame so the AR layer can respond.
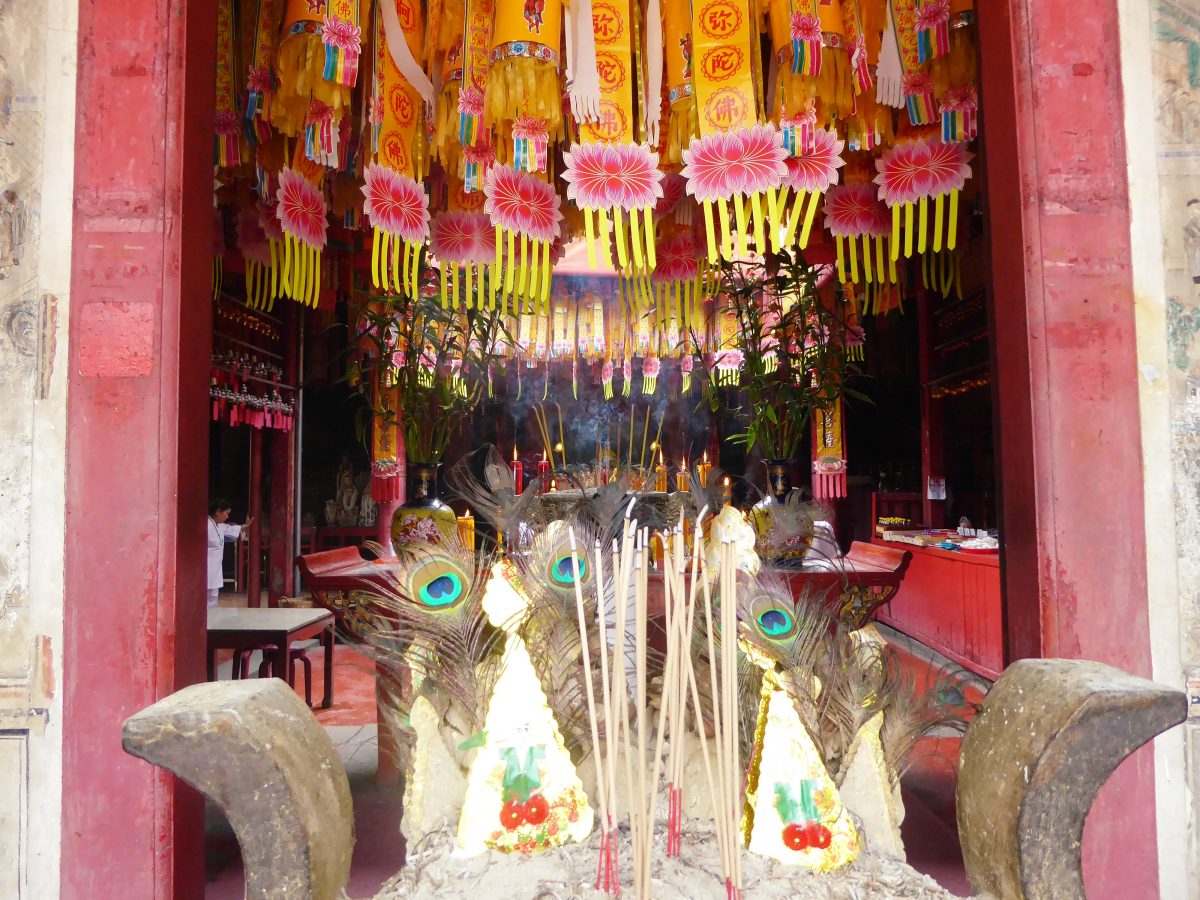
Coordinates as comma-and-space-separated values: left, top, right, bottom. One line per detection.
258, 646, 314, 707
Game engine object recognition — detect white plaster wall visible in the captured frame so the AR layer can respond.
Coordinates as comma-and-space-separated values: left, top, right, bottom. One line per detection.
1120, 0, 1198, 896
0, 0, 75, 894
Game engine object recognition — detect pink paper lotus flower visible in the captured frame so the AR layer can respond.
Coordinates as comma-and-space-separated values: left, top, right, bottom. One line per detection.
784, 128, 845, 193
653, 232, 699, 283
902, 71, 933, 97
431, 211, 494, 264
362, 163, 430, 242
483, 165, 563, 242
681, 125, 787, 202
916, 0, 950, 30
275, 168, 328, 249
561, 143, 664, 211
822, 184, 882, 237
257, 200, 283, 242
458, 86, 485, 116
237, 208, 270, 265
654, 172, 688, 218
874, 139, 973, 206
369, 94, 384, 125
790, 12, 821, 41
321, 16, 362, 50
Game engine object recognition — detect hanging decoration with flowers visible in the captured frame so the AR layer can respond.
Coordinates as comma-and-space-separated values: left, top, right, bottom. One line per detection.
275, 167, 328, 307
779, 127, 845, 251
682, 125, 789, 263
874, 138, 972, 260
363, 162, 432, 299
430, 211, 497, 311
483, 166, 563, 315
823, 183, 896, 285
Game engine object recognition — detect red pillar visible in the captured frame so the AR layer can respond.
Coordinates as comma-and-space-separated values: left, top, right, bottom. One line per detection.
267, 427, 296, 606
247, 428, 264, 607
62, 0, 214, 895
979, 1, 1157, 896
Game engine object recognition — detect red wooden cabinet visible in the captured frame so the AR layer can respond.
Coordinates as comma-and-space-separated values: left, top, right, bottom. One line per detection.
873, 540, 1003, 680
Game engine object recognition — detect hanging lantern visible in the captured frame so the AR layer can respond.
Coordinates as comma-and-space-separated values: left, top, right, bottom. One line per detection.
483, 166, 563, 315
823, 183, 895, 285
874, 138, 972, 260
362, 162, 431, 298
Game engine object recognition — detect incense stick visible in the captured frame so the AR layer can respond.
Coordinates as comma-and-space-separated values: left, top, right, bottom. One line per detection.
594, 539, 619, 894
556, 402, 568, 469
639, 405, 651, 472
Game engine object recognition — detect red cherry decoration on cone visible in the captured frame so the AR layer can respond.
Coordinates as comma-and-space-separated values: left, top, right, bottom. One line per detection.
524, 794, 549, 826
807, 822, 832, 849
782, 822, 809, 851
500, 800, 525, 830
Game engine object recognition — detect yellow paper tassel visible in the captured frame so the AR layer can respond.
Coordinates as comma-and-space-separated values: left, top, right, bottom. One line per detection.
312, 248, 322, 307
933, 193, 945, 253
904, 202, 914, 259
392, 237, 403, 296
766, 186, 781, 252
528, 239, 541, 300
585, 208, 597, 269
440, 261, 449, 308
835, 234, 846, 283
948, 190, 960, 251
614, 208, 629, 269
918, 196, 928, 255
862, 233, 873, 283
751, 192, 766, 257
269, 238, 279, 300
703, 200, 719, 263
629, 205, 644, 270
372, 227, 382, 289
281, 233, 293, 297
505, 230, 516, 296
717, 199, 733, 260
799, 190, 821, 248
598, 208, 614, 269
891, 204, 901, 262
450, 262, 459, 309
848, 234, 859, 283
643, 206, 656, 272
519, 232, 530, 298
875, 235, 886, 282
733, 194, 748, 258
541, 242, 551, 306
784, 190, 807, 247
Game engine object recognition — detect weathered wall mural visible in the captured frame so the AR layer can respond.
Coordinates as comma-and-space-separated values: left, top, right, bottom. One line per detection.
0, 0, 70, 894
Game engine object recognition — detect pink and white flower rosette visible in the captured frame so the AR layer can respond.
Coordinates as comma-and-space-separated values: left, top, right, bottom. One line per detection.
873, 139, 972, 208
362, 162, 430, 243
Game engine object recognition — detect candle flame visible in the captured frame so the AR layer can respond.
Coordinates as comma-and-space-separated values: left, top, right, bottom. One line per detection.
703, 449, 709, 464
513, 445, 518, 461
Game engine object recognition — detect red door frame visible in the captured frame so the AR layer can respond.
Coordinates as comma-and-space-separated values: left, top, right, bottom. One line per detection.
61, 0, 215, 894
58, 0, 1160, 897
979, 1, 1158, 897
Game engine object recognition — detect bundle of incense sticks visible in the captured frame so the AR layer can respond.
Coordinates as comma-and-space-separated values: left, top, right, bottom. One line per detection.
532, 403, 569, 469
575, 506, 751, 899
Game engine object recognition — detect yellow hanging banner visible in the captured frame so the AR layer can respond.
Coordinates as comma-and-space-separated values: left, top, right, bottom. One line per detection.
691, 0, 759, 134
581, 0, 636, 144
375, 0, 425, 179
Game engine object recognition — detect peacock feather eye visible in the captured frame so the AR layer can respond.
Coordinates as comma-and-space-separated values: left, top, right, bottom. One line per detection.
419, 571, 464, 607
406, 554, 470, 609
550, 554, 586, 586
756, 606, 793, 637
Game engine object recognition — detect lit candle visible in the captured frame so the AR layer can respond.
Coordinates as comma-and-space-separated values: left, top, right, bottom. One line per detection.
550, 477, 557, 492
722, 475, 732, 506
677, 457, 690, 493
537, 451, 551, 493
655, 448, 668, 492
697, 449, 712, 489
509, 445, 524, 494
456, 509, 475, 549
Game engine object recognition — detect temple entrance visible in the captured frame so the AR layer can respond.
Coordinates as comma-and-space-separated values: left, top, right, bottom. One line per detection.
59, 0, 1164, 896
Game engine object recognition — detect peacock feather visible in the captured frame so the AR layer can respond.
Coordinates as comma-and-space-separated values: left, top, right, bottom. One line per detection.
356, 535, 506, 739
445, 444, 543, 552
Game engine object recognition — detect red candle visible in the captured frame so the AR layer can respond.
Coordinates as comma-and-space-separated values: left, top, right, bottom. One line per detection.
509, 446, 524, 494
536, 452, 551, 493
